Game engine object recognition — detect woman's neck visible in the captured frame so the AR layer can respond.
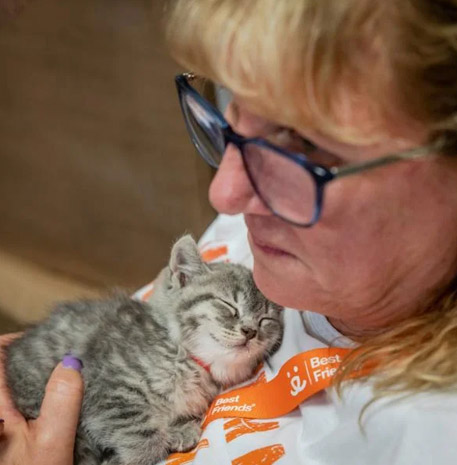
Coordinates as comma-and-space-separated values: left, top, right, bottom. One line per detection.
327, 316, 388, 339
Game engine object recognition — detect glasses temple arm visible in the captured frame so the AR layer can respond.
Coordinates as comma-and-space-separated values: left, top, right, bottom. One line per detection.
330, 146, 435, 179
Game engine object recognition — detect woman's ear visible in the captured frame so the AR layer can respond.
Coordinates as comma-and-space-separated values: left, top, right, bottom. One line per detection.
169, 235, 208, 287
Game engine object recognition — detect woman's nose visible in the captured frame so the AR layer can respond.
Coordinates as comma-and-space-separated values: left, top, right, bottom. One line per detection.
208, 144, 270, 216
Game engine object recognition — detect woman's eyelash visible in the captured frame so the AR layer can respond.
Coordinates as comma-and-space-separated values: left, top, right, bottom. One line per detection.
280, 128, 316, 149
277, 128, 345, 167
273, 127, 317, 153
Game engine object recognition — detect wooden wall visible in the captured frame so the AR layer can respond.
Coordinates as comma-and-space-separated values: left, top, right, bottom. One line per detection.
0, 0, 215, 324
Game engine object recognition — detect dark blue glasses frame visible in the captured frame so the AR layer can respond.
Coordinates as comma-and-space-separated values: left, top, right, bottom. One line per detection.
176, 72, 436, 227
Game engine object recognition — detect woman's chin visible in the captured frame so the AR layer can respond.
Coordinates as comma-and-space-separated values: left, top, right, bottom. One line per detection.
251, 258, 321, 311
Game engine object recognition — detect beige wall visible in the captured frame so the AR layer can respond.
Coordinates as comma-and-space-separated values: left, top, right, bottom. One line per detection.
0, 0, 215, 327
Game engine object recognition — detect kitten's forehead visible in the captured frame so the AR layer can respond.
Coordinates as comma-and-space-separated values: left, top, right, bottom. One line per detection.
204, 263, 269, 312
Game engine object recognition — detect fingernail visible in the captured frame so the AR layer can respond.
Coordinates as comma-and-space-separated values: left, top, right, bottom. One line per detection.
62, 353, 83, 372
0, 419, 4, 423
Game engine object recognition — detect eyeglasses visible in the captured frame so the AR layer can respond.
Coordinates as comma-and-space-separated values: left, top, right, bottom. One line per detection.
175, 72, 437, 227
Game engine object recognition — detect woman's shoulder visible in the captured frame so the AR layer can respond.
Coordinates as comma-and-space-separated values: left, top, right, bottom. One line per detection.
327, 383, 457, 464
395, 389, 457, 434
377, 390, 457, 464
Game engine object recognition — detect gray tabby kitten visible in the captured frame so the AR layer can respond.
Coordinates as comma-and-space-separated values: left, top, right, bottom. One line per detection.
6, 235, 283, 465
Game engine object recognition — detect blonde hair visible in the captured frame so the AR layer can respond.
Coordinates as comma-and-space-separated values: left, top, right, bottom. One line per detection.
165, 0, 457, 398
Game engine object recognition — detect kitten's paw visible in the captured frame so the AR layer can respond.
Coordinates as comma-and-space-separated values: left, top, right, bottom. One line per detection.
168, 420, 202, 453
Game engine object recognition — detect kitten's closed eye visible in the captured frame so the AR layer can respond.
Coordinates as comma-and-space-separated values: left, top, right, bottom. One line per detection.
217, 299, 239, 319
259, 317, 280, 328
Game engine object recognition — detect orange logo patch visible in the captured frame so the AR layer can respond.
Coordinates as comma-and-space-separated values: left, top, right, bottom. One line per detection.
232, 444, 285, 465
224, 418, 280, 443
200, 245, 228, 263
165, 438, 210, 465
140, 285, 155, 301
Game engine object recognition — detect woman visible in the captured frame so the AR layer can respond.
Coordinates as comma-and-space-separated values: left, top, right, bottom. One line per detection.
2, 0, 457, 463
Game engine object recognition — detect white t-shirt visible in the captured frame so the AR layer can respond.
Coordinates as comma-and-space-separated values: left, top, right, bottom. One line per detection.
136, 214, 457, 465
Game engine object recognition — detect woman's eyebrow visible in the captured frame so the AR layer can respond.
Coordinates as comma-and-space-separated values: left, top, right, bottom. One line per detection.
296, 127, 388, 157
232, 97, 343, 147
231, 97, 391, 156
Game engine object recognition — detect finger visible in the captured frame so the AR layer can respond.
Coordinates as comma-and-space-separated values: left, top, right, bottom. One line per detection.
0, 333, 23, 349
35, 356, 84, 462
0, 333, 25, 422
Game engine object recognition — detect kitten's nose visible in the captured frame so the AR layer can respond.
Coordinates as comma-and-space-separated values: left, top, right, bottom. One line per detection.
241, 327, 257, 341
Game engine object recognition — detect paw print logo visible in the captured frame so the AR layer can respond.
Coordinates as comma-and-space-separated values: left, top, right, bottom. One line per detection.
286, 365, 307, 397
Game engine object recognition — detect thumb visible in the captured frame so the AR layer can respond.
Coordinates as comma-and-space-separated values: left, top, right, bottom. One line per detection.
36, 355, 84, 456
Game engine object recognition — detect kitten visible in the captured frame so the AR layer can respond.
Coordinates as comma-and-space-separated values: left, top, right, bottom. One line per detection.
5, 235, 284, 465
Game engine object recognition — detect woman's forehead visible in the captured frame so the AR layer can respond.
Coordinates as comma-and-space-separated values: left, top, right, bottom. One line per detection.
231, 86, 427, 150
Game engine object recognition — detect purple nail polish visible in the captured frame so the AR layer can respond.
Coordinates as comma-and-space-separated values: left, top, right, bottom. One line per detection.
62, 354, 83, 372
0, 419, 4, 423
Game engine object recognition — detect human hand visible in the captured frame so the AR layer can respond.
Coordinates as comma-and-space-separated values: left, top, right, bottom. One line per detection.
0, 333, 84, 465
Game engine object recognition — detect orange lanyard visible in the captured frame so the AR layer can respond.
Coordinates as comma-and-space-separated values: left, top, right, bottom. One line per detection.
202, 347, 353, 428
166, 348, 358, 465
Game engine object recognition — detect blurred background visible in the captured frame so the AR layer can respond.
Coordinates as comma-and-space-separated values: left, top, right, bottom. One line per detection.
0, 0, 215, 332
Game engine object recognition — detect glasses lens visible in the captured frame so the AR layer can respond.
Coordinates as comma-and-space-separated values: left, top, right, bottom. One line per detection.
243, 142, 317, 225
181, 92, 225, 168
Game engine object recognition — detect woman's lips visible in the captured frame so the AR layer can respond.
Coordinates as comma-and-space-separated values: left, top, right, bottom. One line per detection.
249, 233, 294, 258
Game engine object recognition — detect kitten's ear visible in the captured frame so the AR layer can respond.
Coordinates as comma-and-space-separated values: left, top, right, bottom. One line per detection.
169, 235, 208, 288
